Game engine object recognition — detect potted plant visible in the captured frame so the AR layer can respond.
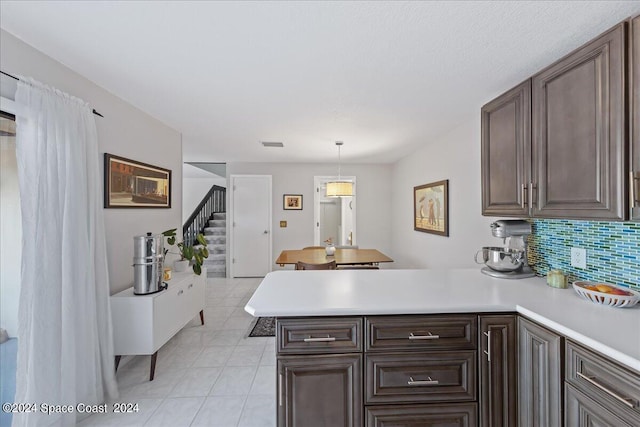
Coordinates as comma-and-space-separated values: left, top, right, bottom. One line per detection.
162, 228, 209, 275
324, 238, 335, 256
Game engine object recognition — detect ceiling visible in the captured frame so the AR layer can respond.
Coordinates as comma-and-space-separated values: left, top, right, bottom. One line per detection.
1, 1, 639, 164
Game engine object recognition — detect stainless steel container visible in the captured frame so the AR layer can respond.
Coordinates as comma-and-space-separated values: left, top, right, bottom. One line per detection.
474, 246, 524, 272
133, 232, 164, 295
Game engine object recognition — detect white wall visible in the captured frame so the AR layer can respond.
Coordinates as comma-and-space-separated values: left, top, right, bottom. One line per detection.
390, 114, 500, 269
182, 164, 226, 223
227, 162, 392, 271
1, 30, 183, 294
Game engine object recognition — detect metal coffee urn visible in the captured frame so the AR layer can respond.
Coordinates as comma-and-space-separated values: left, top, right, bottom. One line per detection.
133, 232, 165, 295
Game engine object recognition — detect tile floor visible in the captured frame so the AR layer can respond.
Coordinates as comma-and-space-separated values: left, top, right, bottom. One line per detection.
80, 277, 275, 427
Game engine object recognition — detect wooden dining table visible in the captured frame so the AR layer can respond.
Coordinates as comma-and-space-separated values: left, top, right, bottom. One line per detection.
276, 248, 394, 267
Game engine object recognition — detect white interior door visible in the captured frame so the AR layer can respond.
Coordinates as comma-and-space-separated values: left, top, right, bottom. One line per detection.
230, 175, 272, 277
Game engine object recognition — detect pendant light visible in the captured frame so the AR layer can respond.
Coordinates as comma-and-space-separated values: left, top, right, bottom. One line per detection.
326, 141, 353, 197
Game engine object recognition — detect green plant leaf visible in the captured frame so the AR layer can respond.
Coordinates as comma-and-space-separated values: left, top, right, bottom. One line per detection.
202, 247, 209, 258
193, 264, 202, 275
162, 228, 177, 237
182, 246, 194, 260
167, 236, 176, 245
196, 234, 207, 246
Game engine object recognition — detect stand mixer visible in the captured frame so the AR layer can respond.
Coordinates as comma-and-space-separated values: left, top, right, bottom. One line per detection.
476, 219, 535, 279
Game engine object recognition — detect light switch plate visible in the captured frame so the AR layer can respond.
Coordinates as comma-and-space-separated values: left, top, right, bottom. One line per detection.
571, 247, 587, 269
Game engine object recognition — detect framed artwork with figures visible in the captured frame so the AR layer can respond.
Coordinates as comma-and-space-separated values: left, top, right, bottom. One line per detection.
283, 194, 303, 210
414, 179, 448, 236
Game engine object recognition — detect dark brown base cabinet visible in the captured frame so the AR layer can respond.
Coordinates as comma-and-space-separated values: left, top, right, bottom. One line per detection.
277, 354, 362, 427
365, 403, 478, 427
517, 317, 563, 427
478, 315, 517, 427
565, 341, 640, 427
275, 314, 638, 427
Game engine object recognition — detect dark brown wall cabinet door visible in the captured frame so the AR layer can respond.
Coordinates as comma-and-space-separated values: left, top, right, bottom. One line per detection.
481, 80, 532, 216
631, 15, 640, 220
565, 383, 633, 426
532, 23, 627, 220
277, 354, 362, 427
518, 317, 563, 427
478, 315, 517, 427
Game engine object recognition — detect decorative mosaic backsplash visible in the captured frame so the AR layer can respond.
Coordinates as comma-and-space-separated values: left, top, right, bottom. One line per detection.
528, 219, 640, 291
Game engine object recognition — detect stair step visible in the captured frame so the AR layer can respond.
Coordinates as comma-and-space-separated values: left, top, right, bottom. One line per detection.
206, 244, 226, 254
204, 236, 226, 244
212, 213, 226, 220
209, 220, 226, 227
204, 227, 226, 236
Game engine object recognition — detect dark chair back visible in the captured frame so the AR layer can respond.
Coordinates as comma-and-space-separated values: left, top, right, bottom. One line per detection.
295, 260, 337, 270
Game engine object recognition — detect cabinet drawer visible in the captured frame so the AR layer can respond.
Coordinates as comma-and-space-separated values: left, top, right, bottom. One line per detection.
277, 317, 362, 354
565, 383, 633, 427
366, 315, 477, 351
366, 402, 478, 427
566, 340, 640, 425
365, 351, 476, 404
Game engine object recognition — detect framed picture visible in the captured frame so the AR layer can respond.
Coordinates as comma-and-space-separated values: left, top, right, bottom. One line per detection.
283, 194, 303, 210
104, 153, 171, 208
414, 179, 449, 236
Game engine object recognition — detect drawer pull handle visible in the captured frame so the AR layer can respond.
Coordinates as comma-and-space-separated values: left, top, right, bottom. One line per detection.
278, 373, 283, 407
303, 335, 336, 343
484, 331, 491, 362
178, 290, 184, 295
576, 372, 636, 408
409, 332, 439, 340
408, 376, 439, 386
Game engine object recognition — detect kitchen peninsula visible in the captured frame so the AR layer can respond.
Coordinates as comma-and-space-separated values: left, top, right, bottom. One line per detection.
245, 269, 640, 426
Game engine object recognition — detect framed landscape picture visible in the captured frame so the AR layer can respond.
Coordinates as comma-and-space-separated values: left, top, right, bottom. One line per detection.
283, 194, 303, 210
414, 179, 449, 236
104, 153, 171, 208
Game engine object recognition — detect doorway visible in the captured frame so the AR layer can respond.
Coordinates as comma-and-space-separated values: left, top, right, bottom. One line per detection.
314, 176, 356, 246
229, 175, 272, 277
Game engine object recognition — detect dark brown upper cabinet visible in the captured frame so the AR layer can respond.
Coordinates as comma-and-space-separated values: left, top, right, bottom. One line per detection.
481, 80, 532, 217
631, 15, 640, 221
531, 23, 627, 220
482, 22, 632, 220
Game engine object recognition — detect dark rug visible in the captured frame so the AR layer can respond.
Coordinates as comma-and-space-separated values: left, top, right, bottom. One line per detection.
248, 317, 275, 337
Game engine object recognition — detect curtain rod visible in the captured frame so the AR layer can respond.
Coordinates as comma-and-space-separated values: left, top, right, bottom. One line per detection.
1, 70, 104, 117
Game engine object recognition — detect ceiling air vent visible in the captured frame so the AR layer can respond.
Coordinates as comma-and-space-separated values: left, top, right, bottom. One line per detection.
261, 141, 284, 148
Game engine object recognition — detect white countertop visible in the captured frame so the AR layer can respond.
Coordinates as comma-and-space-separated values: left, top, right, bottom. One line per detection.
244, 268, 640, 372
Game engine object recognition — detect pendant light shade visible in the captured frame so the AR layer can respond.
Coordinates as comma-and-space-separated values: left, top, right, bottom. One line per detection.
326, 141, 353, 197
326, 181, 353, 197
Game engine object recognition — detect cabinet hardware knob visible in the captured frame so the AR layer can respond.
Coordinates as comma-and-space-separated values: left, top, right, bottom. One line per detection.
408, 332, 440, 340
303, 335, 336, 343
408, 376, 439, 386
576, 372, 636, 408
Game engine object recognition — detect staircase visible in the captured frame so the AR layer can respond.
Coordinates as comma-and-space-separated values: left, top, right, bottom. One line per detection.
203, 213, 227, 277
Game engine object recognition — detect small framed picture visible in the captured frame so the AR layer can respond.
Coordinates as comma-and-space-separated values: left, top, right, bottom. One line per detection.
414, 179, 449, 236
104, 153, 171, 208
283, 194, 303, 210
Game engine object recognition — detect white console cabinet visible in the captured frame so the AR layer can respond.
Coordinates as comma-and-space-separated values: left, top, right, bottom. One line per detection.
111, 270, 205, 380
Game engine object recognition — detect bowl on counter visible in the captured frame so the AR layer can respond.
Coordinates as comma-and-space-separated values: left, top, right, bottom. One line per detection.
474, 246, 524, 272
572, 281, 639, 308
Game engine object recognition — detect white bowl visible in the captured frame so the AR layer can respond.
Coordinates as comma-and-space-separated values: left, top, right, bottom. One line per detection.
572, 281, 639, 308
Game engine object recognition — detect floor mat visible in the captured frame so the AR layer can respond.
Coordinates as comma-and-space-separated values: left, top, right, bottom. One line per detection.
248, 317, 275, 337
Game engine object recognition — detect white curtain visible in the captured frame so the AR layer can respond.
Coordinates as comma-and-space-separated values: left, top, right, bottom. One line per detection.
13, 78, 118, 427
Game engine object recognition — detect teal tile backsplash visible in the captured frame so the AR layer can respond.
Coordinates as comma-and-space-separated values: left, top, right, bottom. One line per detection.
528, 219, 640, 291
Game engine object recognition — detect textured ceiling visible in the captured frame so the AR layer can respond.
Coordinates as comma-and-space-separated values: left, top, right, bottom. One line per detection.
1, 1, 639, 164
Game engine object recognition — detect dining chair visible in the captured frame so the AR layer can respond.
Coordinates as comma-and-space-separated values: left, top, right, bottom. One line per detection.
295, 260, 337, 270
